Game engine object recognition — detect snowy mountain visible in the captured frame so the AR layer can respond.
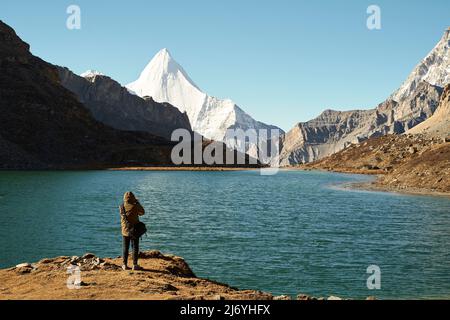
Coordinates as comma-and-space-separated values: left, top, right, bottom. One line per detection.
279, 28, 449, 165
392, 28, 450, 102
126, 49, 282, 159
57, 67, 191, 140
80, 70, 104, 78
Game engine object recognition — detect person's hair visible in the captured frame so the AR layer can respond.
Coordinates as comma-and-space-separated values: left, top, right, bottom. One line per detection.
123, 191, 136, 204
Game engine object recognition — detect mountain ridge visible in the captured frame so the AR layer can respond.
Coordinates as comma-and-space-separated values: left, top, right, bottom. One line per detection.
279, 28, 449, 165
391, 28, 450, 102
58, 66, 192, 140
0, 20, 179, 169
126, 49, 283, 147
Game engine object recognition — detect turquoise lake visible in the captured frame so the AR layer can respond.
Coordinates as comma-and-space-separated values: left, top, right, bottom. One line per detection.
0, 170, 449, 299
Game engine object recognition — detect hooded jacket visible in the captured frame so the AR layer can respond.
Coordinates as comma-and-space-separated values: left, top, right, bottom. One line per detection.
120, 192, 145, 237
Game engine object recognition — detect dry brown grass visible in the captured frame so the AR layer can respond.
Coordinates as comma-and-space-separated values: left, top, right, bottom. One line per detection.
0, 251, 272, 300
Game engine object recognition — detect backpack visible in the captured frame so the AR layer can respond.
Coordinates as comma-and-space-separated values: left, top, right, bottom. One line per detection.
131, 221, 147, 239
121, 204, 147, 239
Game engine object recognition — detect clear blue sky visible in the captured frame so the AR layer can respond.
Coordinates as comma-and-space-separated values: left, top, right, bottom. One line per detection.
1, 0, 449, 131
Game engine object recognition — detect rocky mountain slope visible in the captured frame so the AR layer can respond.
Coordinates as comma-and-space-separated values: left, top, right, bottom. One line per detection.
392, 28, 450, 101
279, 28, 449, 166
407, 83, 450, 138
304, 134, 449, 194
126, 49, 282, 159
58, 67, 192, 140
0, 21, 260, 169
303, 84, 450, 194
0, 20, 179, 169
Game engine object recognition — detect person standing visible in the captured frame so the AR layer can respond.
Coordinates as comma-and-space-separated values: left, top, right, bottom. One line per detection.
120, 191, 145, 271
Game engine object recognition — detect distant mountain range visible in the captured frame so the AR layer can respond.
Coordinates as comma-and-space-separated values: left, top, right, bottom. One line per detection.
0, 20, 252, 169
0, 20, 178, 169
58, 66, 192, 140
0, 18, 448, 169
122, 29, 449, 166
278, 27, 450, 165
126, 48, 282, 159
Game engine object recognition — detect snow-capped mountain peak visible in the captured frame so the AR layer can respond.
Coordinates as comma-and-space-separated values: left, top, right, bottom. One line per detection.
392, 27, 450, 102
126, 49, 282, 147
127, 48, 205, 123
129, 48, 201, 95
142, 48, 179, 78
80, 70, 104, 78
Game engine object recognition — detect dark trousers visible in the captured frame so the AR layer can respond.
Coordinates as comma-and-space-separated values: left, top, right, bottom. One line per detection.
122, 236, 139, 266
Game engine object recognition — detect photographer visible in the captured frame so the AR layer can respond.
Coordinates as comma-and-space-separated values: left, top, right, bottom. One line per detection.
119, 191, 145, 271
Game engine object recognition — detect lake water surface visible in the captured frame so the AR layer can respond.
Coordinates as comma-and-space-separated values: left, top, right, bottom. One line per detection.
0, 170, 449, 299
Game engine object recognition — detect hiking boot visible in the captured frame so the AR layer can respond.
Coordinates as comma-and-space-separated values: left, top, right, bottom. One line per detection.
132, 265, 143, 271
122, 265, 131, 271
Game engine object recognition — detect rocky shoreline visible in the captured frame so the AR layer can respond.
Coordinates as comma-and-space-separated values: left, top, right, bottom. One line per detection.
297, 83, 450, 197
300, 134, 450, 197
0, 251, 369, 300
338, 181, 450, 198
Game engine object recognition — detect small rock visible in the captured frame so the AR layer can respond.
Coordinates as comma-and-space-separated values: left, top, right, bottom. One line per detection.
70, 256, 80, 264
15, 263, 32, 269
82, 253, 96, 259
38, 258, 53, 264
366, 296, 377, 300
273, 295, 292, 300
297, 294, 313, 300
139, 250, 165, 259
15, 267, 32, 274
161, 283, 178, 292
327, 296, 342, 300
211, 294, 225, 300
